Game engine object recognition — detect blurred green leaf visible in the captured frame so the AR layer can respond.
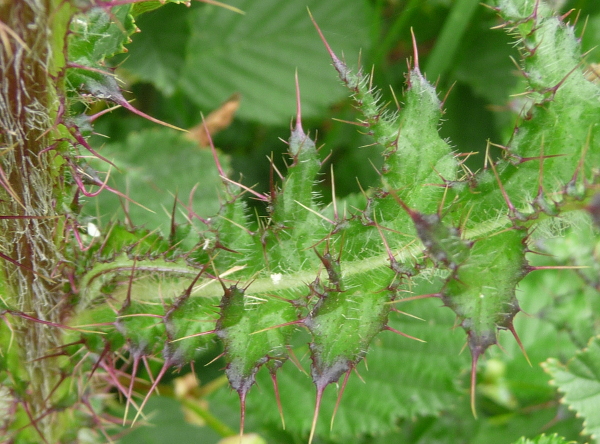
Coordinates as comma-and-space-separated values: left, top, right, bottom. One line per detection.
424, 0, 480, 80
512, 434, 576, 444
578, 9, 600, 62
86, 128, 227, 232
121, 3, 189, 96
130, 0, 199, 17
451, 21, 519, 106
121, 0, 373, 124
391, 403, 581, 444
117, 396, 224, 444
544, 336, 600, 443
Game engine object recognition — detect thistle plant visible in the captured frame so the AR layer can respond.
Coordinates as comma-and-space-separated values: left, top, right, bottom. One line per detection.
1, 0, 599, 443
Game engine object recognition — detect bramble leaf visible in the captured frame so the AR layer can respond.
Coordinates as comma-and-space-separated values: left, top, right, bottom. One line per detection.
177, 0, 373, 124
68, 5, 135, 66
512, 434, 575, 444
85, 128, 226, 232
544, 336, 600, 443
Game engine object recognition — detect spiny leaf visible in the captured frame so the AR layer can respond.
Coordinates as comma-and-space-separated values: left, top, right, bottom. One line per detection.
215, 284, 298, 435
63, 1, 600, 442
494, 0, 600, 207
211, 295, 468, 439
163, 284, 219, 364
312, 13, 457, 215
441, 228, 528, 409
305, 264, 394, 390
216, 285, 297, 393
117, 300, 166, 356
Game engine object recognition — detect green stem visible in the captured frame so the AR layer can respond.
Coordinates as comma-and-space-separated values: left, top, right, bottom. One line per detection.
424, 0, 480, 81
180, 397, 237, 438
372, 0, 421, 67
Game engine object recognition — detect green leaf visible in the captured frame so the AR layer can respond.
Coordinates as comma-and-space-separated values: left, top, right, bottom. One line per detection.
451, 19, 519, 108
130, 0, 197, 17
525, 221, 600, 350
393, 403, 581, 444
544, 336, 600, 443
424, 0, 480, 81
579, 10, 600, 61
85, 128, 226, 233
121, 3, 189, 96
178, 0, 373, 124
69, 5, 135, 66
117, 396, 223, 444
512, 433, 576, 444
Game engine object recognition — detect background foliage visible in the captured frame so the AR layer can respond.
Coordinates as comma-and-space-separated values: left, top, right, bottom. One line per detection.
2, 0, 600, 443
